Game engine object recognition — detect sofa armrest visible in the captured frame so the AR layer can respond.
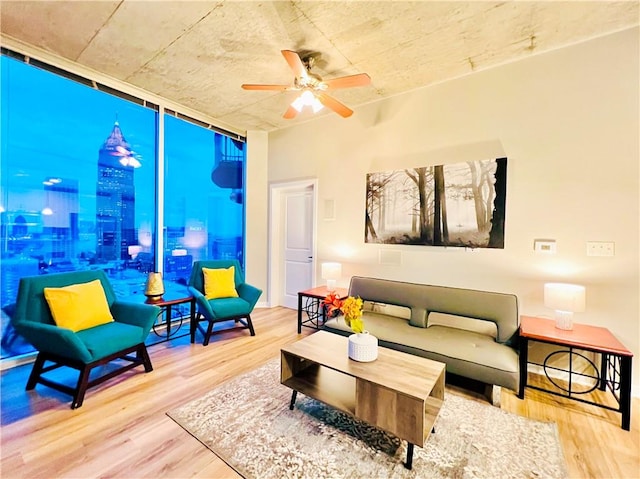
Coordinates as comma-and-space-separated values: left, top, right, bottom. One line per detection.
111, 301, 161, 335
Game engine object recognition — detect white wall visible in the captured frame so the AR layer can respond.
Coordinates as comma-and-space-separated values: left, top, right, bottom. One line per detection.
267, 28, 640, 390
245, 130, 269, 301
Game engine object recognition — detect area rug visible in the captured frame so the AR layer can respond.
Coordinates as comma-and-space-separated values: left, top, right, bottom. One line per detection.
167, 360, 567, 479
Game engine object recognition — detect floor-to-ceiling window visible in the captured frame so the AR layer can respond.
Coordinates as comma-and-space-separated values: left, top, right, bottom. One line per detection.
0, 52, 246, 360
163, 114, 245, 289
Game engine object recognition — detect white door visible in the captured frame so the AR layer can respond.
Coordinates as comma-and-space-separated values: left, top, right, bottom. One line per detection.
282, 187, 314, 308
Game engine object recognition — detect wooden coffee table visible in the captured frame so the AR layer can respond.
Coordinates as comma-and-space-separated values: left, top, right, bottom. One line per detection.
280, 331, 445, 469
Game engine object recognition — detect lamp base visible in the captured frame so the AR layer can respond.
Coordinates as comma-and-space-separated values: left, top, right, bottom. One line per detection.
326, 279, 337, 292
554, 310, 574, 330
144, 294, 164, 304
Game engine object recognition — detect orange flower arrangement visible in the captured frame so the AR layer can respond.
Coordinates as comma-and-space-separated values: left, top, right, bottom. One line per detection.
323, 293, 364, 334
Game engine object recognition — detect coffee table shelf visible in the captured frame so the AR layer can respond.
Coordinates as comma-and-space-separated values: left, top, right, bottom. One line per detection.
281, 331, 445, 469
282, 363, 356, 415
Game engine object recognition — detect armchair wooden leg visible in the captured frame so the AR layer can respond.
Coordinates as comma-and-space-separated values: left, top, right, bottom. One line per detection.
137, 345, 153, 373
72, 365, 91, 409
246, 315, 256, 336
203, 321, 215, 346
26, 353, 46, 390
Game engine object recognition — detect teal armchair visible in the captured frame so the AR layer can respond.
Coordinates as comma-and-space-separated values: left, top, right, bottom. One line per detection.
11, 270, 160, 409
188, 260, 262, 345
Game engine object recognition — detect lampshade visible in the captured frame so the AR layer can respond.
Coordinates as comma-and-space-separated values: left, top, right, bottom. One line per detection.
321, 262, 342, 291
144, 272, 165, 301
544, 283, 586, 330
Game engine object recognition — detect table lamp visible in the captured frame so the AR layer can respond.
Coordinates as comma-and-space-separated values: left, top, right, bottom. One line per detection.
544, 282, 586, 330
321, 262, 342, 291
144, 272, 165, 302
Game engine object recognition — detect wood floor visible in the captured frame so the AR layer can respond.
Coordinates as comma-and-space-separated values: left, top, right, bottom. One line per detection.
1, 307, 638, 478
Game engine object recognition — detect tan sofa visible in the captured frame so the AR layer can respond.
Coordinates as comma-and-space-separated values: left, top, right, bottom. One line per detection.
323, 276, 521, 395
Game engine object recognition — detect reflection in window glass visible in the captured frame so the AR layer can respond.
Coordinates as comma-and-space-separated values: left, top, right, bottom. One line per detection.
0, 56, 157, 358
163, 115, 245, 289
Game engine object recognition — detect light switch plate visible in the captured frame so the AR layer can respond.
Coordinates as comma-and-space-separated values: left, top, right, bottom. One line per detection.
586, 241, 615, 257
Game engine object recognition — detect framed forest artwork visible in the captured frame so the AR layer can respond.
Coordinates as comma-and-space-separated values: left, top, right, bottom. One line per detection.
365, 157, 507, 248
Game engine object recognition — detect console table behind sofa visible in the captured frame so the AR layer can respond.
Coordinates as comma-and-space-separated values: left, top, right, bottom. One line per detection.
323, 276, 521, 393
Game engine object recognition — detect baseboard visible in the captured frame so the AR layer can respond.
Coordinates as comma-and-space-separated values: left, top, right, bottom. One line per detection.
0, 351, 36, 370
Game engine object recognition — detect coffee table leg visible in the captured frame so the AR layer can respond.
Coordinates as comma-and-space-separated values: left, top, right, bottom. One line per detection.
289, 390, 297, 410
405, 443, 414, 469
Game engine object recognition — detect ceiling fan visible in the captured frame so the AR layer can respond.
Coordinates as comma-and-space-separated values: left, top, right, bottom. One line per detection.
242, 50, 371, 119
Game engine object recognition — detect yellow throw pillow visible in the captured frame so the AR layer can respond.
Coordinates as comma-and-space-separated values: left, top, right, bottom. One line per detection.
203, 266, 239, 300
44, 279, 114, 332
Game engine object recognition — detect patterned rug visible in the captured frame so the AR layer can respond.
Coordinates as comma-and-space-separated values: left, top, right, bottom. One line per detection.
167, 359, 567, 479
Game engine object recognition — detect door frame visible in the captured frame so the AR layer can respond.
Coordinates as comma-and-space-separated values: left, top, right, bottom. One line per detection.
268, 178, 318, 307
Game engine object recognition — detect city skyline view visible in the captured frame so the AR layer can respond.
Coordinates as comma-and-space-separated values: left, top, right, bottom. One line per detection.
0, 55, 246, 359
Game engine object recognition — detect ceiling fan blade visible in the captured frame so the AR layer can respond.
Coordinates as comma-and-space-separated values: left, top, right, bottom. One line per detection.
281, 50, 307, 79
323, 73, 371, 90
242, 84, 291, 91
283, 104, 299, 119
316, 92, 353, 118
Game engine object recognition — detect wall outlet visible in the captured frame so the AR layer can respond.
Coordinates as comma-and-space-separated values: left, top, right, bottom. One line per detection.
534, 239, 556, 254
586, 241, 615, 257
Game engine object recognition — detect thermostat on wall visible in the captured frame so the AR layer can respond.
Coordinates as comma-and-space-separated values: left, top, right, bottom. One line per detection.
534, 239, 556, 254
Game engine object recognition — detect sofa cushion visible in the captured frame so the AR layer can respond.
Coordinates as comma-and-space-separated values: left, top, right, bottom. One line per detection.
428, 312, 497, 339
76, 321, 145, 361
363, 301, 411, 319
324, 312, 519, 390
348, 276, 519, 343
327, 310, 410, 336
419, 325, 517, 374
44, 279, 114, 332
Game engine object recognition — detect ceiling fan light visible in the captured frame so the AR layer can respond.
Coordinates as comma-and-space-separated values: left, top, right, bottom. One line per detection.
291, 95, 305, 112
311, 96, 324, 113
300, 90, 315, 105
292, 90, 324, 113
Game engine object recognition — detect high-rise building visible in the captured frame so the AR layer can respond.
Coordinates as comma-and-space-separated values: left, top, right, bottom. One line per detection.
96, 121, 138, 262
42, 177, 79, 262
